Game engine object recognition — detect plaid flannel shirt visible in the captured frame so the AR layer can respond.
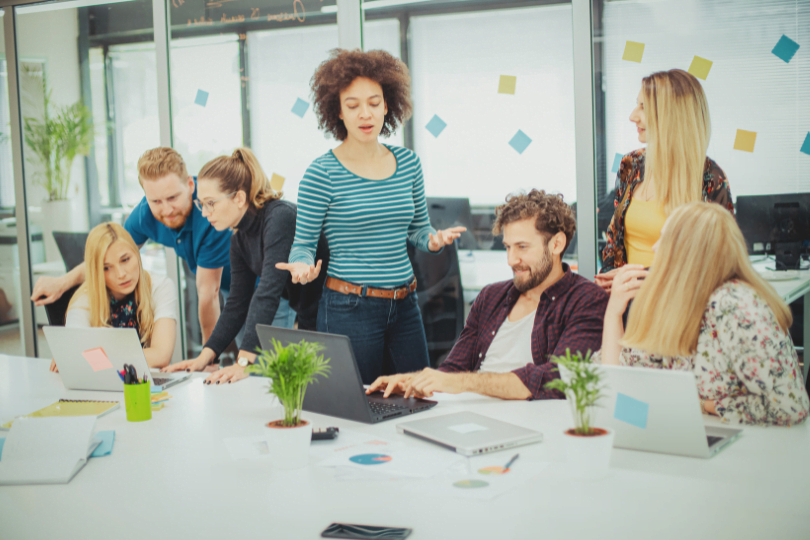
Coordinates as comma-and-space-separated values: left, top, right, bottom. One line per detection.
438, 264, 608, 400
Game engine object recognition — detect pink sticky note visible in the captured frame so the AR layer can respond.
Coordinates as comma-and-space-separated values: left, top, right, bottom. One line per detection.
82, 347, 113, 372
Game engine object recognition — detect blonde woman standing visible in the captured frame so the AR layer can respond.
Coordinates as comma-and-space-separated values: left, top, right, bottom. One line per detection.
596, 69, 733, 291
599, 202, 809, 426
52, 222, 178, 370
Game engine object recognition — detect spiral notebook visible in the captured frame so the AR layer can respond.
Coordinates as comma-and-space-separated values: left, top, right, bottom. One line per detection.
0, 399, 119, 430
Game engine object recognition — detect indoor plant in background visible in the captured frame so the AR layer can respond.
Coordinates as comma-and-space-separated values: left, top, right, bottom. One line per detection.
545, 349, 613, 480
22, 75, 94, 262
248, 338, 331, 470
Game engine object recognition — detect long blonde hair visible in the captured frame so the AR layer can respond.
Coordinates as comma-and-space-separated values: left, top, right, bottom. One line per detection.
68, 223, 156, 345
198, 147, 281, 211
642, 69, 711, 214
622, 202, 792, 357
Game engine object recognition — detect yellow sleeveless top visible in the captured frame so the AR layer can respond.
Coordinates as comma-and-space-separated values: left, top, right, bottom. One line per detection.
624, 199, 667, 267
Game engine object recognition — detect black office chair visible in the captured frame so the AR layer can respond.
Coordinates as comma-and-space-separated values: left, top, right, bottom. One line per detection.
44, 285, 80, 327
406, 242, 464, 369
52, 231, 89, 271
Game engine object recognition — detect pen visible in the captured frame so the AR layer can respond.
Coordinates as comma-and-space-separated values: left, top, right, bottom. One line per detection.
503, 453, 519, 472
117, 370, 126, 383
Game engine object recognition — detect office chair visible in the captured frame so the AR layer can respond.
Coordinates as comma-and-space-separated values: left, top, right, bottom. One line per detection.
406, 242, 464, 369
52, 231, 89, 271
44, 285, 80, 327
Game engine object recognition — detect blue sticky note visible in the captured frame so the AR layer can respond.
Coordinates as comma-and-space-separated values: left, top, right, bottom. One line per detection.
611, 152, 624, 174
508, 130, 532, 154
614, 393, 649, 429
194, 89, 209, 107
0, 437, 4, 460
91, 430, 115, 458
425, 114, 447, 138
772, 34, 800, 63
291, 98, 309, 118
801, 132, 810, 156
151, 385, 163, 393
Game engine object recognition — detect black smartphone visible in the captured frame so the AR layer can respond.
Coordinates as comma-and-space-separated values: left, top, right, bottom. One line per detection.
321, 523, 412, 539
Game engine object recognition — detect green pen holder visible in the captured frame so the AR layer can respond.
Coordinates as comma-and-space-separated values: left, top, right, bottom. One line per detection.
124, 381, 152, 422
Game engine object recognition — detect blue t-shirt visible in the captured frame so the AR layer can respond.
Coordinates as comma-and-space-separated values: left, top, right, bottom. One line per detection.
124, 183, 232, 291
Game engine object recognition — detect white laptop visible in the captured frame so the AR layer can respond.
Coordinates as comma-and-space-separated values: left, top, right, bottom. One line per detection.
43, 326, 190, 391
396, 411, 543, 456
595, 365, 742, 458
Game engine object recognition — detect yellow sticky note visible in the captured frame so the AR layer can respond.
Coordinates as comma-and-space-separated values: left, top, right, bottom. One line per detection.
688, 56, 713, 80
622, 41, 645, 63
498, 75, 516, 95
270, 173, 285, 192
733, 129, 757, 153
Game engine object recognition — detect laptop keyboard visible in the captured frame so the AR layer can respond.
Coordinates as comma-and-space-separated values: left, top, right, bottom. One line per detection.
369, 401, 408, 416
706, 435, 724, 447
151, 377, 172, 386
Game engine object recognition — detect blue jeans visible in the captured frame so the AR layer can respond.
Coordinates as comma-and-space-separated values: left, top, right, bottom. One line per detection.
221, 291, 296, 349
317, 285, 430, 385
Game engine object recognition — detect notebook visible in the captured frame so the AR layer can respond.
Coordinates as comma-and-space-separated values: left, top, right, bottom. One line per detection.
0, 399, 119, 430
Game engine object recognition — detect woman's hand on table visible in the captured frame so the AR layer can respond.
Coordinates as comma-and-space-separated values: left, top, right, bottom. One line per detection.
204, 364, 249, 385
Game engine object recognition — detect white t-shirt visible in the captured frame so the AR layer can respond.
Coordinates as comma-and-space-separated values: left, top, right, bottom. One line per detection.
65, 274, 178, 333
478, 310, 535, 374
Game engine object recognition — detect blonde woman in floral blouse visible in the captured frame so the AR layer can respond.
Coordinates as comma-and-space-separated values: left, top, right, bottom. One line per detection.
597, 202, 809, 426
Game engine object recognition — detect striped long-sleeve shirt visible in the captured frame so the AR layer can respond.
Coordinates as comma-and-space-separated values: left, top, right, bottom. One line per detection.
289, 145, 436, 287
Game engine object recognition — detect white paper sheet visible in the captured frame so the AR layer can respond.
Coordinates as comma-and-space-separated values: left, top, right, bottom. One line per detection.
318, 446, 465, 478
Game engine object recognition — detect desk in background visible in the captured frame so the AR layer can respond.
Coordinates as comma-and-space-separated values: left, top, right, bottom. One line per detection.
1, 356, 807, 540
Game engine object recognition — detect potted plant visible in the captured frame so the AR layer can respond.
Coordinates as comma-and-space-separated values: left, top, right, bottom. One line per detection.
545, 349, 614, 480
247, 338, 330, 470
22, 74, 94, 262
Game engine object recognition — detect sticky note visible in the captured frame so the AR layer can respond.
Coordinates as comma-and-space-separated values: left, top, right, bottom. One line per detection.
82, 347, 113, 372
622, 41, 645, 63
688, 56, 713, 80
194, 89, 209, 107
508, 130, 532, 155
448, 423, 488, 434
425, 114, 447, 138
800, 133, 810, 156
498, 75, 516, 95
734, 129, 757, 153
772, 34, 800, 63
90, 430, 115, 458
611, 152, 624, 174
291, 98, 309, 118
614, 393, 649, 429
151, 385, 163, 393
270, 173, 285, 192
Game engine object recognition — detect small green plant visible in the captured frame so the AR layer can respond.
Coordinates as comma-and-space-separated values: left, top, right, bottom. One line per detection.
23, 77, 94, 201
247, 338, 331, 427
545, 349, 604, 435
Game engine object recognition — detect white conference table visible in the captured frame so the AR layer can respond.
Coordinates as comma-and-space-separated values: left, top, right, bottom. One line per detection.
1, 356, 808, 540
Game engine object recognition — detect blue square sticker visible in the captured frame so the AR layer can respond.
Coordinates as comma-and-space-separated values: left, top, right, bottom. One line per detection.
291, 98, 309, 118
194, 89, 209, 107
508, 130, 532, 155
772, 34, 800, 63
611, 152, 624, 174
614, 392, 649, 429
801, 133, 810, 156
425, 114, 447, 138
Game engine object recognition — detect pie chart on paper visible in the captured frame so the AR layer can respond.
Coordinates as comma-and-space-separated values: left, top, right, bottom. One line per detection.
349, 453, 393, 465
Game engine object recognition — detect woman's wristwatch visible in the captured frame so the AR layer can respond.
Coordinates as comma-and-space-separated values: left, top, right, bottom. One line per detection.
237, 356, 251, 368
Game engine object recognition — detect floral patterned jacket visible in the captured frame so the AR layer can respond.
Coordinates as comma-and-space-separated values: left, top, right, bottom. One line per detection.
598, 280, 809, 426
600, 148, 734, 272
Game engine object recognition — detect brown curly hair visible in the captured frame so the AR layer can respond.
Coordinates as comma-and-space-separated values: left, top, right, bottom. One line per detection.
310, 48, 413, 141
492, 190, 577, 255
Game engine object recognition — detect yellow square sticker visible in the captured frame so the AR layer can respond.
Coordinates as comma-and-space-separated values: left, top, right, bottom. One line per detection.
622, 41, 645, 63
270, 173, 285, 192
688, 56, 713, 80
498, 75, 517, 95
733, 129, 757, 153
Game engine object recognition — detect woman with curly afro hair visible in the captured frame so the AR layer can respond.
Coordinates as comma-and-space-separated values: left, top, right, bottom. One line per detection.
277, 49, 465, 384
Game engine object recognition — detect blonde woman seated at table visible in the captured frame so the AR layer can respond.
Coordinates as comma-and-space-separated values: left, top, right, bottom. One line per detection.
49, 222, 178, 372
598, 202, 809, 426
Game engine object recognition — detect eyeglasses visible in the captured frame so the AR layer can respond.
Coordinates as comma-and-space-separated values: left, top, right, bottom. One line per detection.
194, 191, 236, 213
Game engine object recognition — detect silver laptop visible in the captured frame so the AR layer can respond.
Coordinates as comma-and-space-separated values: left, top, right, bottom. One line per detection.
595, 365, 742, 458
43, 326, 190, 391
396, 411, 543, 456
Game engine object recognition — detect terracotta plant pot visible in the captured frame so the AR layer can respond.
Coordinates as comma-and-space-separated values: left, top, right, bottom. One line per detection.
265, 419, 310, 470
563, 427, 614, 480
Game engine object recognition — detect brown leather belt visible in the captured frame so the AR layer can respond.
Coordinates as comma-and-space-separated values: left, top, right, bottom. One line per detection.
325, 276, 417, 300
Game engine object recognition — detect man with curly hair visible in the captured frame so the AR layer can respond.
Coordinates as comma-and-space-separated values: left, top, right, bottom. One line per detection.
368, 190, 608, 400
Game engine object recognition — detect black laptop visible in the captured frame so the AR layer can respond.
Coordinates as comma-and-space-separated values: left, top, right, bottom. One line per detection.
255, 325, 438, 423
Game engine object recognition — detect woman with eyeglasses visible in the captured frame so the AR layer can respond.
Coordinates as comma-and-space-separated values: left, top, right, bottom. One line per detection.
163, 147, 324, 384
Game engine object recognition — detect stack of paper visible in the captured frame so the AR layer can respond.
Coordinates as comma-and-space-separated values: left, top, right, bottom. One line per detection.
0, 416, 99, 485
